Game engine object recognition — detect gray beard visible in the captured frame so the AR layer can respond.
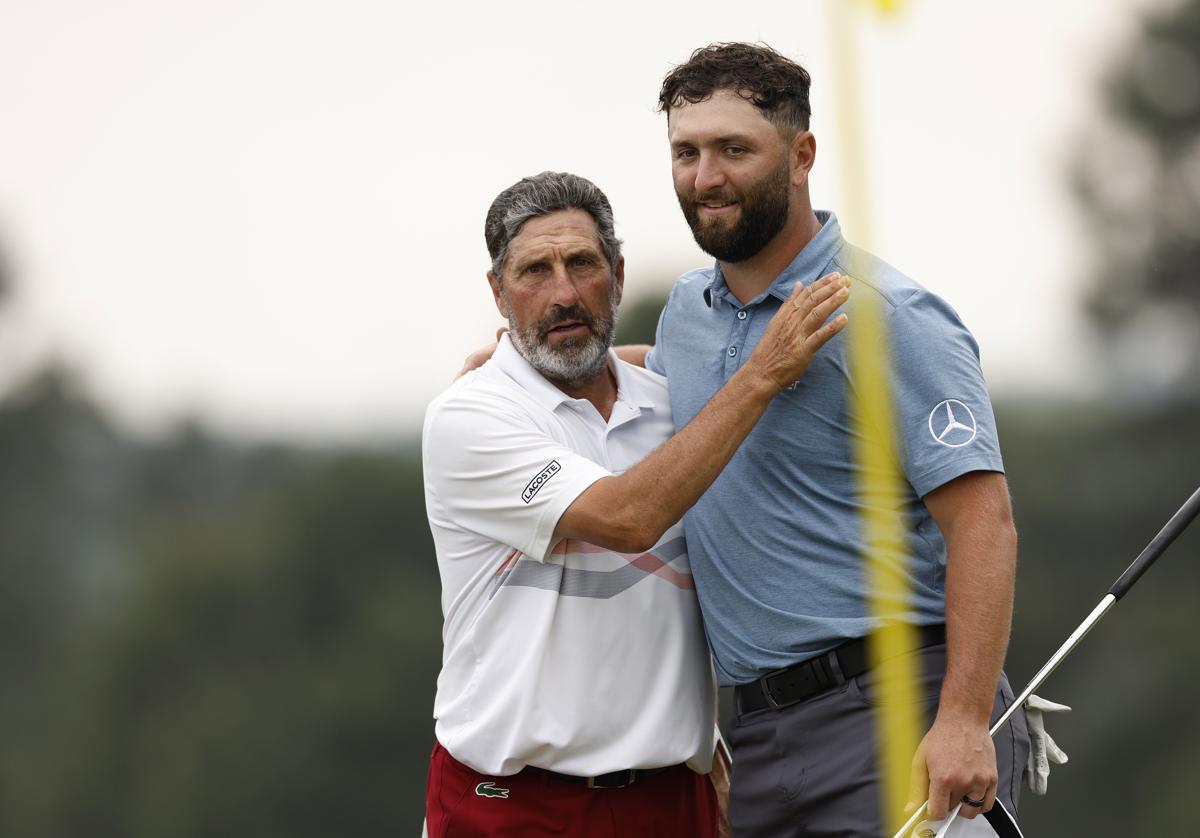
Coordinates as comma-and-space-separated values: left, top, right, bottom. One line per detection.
509, 326, 612, 386
505, 287, 619, 387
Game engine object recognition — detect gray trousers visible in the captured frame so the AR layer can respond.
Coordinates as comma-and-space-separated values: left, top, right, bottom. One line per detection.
728, 643, 1030, 838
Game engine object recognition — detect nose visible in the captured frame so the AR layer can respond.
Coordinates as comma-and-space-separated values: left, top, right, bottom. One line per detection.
694, 151, 726, 195
548, 264, 581, 308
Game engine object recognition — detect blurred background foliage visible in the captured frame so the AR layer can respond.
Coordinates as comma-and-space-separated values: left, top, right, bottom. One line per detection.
1074, 0, 1200, 398
3, 2, 1200, 835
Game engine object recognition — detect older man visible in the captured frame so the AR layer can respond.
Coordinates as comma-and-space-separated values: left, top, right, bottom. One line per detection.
422, 171, 847, 837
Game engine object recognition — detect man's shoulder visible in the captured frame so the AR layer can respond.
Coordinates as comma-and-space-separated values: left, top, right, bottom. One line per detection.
832, 241, 973, 334
832, 241, 929, 311
423, 363, 536, 435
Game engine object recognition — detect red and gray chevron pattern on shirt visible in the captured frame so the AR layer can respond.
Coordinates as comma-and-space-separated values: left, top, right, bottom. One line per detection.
488, 536, 692, 600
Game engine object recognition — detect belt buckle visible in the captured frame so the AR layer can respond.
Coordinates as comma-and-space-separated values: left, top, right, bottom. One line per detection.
759, 665, 791, 709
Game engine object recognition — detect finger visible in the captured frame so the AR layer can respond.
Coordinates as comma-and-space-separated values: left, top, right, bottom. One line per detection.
786, 285, 814, 317
787, 273, 840, 311
493, 326, 509, 341
804, 314, 848, 351
786, 277, 813, 304
811, 270, 842, 289
959, 785, 995, 820
926, 776, 951, 821
801, 284, 850, 332
905, 752, 930, 817
797, 273, 845, 310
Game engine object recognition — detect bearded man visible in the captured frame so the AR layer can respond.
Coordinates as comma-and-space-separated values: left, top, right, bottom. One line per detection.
640, 43, 1031, 835
422, 170, 847, 837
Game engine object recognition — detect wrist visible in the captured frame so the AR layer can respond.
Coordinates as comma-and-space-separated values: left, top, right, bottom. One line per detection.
733, 359, 784, 400
933, 700, 992, 729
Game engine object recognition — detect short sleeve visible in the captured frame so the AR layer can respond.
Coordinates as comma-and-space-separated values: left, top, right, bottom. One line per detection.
888, 291, 1004, 498
422, 392, 611, 561
644, 289, 673, 376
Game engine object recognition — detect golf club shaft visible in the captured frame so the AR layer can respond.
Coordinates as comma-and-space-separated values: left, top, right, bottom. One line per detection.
889, 598, 1118, 838
892, 485, 1200, 838
1110, 485, 1200, 599
991, 595, 1114, 736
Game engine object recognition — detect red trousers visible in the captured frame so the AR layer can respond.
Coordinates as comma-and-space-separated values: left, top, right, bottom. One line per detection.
426, 741, 719, 838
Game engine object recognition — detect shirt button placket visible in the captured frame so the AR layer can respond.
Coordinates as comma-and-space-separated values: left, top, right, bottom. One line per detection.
725, 306, 751, 377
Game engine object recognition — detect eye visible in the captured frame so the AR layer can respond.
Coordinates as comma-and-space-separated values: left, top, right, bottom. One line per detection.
724, 145, 747, 157
674, 147, 698, 161
524, 262, 546, 275
570, 255, 595, 268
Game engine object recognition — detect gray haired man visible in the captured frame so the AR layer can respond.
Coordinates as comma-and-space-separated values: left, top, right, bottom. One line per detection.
422, 171, 848, 837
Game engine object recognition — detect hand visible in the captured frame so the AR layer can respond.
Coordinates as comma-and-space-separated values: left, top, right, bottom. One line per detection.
1024, 694, 1070, 795
710, 739, 731, 838
906, 713, 997, 821
454, 327, 508, 380
745, 272, 849, 391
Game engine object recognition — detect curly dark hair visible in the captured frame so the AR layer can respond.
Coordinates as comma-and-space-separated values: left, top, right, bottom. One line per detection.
657, 42, 812, 133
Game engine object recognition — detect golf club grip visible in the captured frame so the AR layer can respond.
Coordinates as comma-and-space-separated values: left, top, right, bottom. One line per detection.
1108, 485, 1200, 600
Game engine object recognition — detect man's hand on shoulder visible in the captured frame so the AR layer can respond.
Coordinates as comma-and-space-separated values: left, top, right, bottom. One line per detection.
743, 272, 849, 391
553, 272, 849, 553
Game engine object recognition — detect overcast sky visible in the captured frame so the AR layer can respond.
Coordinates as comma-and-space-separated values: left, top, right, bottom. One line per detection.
0, 0, 1168, 441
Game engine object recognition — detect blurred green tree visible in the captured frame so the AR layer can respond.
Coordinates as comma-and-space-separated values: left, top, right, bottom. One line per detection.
614, 288, 669, 347
1073, 0, 1200, 396
0, 376, 441, 837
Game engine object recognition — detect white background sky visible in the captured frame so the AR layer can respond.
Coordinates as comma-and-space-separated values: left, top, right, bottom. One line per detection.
0, 0, 1168, 442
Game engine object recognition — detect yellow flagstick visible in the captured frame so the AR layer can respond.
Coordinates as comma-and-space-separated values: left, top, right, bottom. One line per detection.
828, 2, 922, 834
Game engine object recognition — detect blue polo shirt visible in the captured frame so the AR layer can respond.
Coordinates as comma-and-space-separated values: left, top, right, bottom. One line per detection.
646, 212, 1004, 686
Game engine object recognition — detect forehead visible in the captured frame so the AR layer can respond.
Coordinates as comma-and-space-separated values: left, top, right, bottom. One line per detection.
666, 88, 777, 145
508, 208, 604, 259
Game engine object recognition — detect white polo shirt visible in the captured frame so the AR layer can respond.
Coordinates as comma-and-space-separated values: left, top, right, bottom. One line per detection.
422, 335, 715, 777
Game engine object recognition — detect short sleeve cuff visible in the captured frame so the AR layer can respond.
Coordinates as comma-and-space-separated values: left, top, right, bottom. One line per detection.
910, 456, 1005, 499
522, 459, 611, 562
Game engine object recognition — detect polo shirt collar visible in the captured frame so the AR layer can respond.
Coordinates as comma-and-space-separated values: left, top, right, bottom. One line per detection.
490, 334, 654, 413
702, 210, 844, 308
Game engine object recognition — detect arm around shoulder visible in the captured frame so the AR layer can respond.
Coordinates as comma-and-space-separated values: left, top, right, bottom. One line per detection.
613, 344, 651, 368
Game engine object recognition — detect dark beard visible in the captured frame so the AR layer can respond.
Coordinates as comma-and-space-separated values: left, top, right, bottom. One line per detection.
678, 158, 791, 263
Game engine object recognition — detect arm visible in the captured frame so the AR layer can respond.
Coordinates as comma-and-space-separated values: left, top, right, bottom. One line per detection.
556, 273, 849, 553
711, 731, 732, 838
614, 344, 651, 368
907, 470, 1017, 820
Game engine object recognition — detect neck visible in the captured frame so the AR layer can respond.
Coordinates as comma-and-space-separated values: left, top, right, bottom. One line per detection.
720, 208, 823, 305
551, 363, 619, 421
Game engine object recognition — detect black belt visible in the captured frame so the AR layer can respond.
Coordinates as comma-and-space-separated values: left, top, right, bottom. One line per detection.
520, 763, 678, 789
735, 624, 946, 715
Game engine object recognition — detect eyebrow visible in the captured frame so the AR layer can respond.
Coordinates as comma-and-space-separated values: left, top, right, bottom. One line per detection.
671, 132, 759, 149
512, 245, 603, 273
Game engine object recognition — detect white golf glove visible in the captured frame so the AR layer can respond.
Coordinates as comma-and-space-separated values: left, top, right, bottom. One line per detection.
1023, 694, 1070, 795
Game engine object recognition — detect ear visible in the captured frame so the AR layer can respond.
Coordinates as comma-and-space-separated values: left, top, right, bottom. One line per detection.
487, 271, 509, 318
789, 130, 817, 188
613, 256, 625, 307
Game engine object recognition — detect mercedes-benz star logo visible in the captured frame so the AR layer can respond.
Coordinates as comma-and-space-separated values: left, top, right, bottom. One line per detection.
928, 399, 978, 448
